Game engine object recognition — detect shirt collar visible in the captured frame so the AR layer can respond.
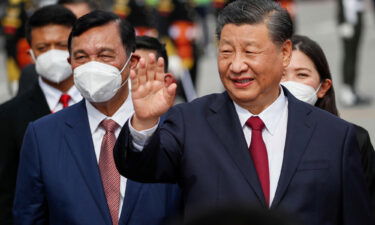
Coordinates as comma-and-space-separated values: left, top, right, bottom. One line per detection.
86, 93, 134, 135
233, 86, 287, 136
67, 85, 83, 103
38, 76, 82, 110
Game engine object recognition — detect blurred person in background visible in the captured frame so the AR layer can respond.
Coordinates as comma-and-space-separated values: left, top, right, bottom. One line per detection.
337, 0, 371, 106
0, 5, 78, 225
135, 35, 176, 86
135, 36, 169, 71
116, 0, 158, 37
14, 10, 181, 225
58, 0, 97, 18
113, 0, 199, 102
275, 0, 295, 20
165, 0, 200, 102
281, 34, 375, 214
154, 0, 199, 101
1, 0, 32, 96
17, 0, 97, 96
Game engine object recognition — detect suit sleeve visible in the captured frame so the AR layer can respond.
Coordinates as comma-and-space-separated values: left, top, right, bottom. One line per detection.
342, 124, 373, 225
13, 123, 48, 225
114, 106, 184, 183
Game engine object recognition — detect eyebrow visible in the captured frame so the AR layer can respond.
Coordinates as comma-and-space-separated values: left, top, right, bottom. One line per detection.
295, 67, 312, 72
34, 41, 50, 46
72, 47, 116, 56
98, 47, 116, 54
72, 49, 87, 56
220, 39, 261, 50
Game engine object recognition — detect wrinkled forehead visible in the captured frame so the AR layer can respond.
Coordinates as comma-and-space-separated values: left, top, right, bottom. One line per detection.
71, 22, 125, 54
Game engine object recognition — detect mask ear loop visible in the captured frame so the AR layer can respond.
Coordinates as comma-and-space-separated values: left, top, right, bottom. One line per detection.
314, 82, 322, 95
306, 82, 322, 104
113, 53, 133, 93
29, 49, 37, 62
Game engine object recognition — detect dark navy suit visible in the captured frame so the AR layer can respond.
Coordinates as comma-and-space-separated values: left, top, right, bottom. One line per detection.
14, 101, 181, 225
114, 88, 372, 225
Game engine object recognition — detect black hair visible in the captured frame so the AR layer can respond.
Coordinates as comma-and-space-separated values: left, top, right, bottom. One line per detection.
57, 0, 98, 10
136, 36, 168, 72
25, 5, 77, 45
291, 35, 339, 116
68, 10, 136, 56
216, 0, 293, 45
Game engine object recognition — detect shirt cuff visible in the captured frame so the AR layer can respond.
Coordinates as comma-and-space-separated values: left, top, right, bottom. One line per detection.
128, 115, 159, 151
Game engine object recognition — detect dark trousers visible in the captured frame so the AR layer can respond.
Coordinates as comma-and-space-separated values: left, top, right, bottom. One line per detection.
341, 12, 363, 90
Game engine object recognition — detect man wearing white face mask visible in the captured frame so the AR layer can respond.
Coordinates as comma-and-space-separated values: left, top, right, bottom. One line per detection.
0, 5, 79, 225
13, 10, 181, 225
17, 0, 99, 96
24, 6, 82, 113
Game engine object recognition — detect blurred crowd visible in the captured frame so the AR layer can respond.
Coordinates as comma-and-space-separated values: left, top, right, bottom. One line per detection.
1, 0, 215, 100
0, 0, 300, 101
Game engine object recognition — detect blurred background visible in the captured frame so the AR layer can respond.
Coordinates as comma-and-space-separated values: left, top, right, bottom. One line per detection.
0, 0, 374, 140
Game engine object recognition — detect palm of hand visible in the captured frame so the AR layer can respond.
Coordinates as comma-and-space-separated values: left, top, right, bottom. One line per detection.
132, 79, 173, 120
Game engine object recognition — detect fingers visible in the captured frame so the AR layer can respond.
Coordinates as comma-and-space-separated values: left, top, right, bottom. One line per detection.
134, 54, 166, 90
146, 53, 156, 81
165, 82, 177, 105
138, 58, 147, 85
130, 69, 138, 91
156, 57, 165, 82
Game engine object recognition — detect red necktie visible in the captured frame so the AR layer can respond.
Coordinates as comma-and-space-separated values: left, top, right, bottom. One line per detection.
59, 94, 71, 108
99, 119, 120, 225
246, 116, 270, 206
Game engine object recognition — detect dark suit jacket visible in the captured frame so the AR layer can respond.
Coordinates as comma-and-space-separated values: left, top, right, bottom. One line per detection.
17, 64, 38, 96
0, 83, 50, 225
114, 89, 372, 225
14, 100, 181, 225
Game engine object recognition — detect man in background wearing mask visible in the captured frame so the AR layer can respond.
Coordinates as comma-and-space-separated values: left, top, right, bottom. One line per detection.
14, 10, 181, 225
0, 5, 78, 225
17, 0, 98, 96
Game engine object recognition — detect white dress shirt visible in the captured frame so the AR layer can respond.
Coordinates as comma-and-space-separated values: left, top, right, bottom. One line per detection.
38, 77, 82, 112
233, 87, 288, 206
129, 87, 289, 206
86, 95, 134, 217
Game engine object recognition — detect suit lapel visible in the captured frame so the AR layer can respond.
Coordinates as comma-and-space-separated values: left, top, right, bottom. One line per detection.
271, 88, 316, 209
63, 101, 112, 225
207, 92, 266, 206
119, 180, 143, 225
27, 83, 51, 118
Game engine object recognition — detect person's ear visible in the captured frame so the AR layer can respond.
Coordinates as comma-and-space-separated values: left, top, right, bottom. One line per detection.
130, 54, 140, 69
164, 73, 176, 87
317, 78, 332, 98
281, 39, 292, 68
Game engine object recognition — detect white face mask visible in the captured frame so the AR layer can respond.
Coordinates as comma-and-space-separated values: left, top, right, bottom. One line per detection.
30, 49, 72, 83
281, 81, 321, 105
73, 53, 132, 103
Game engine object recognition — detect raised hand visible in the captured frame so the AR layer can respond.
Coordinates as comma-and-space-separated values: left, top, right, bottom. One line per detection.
130, 53, 177, 130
